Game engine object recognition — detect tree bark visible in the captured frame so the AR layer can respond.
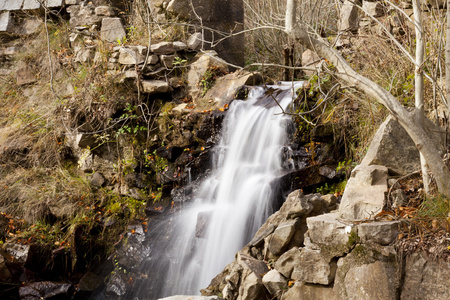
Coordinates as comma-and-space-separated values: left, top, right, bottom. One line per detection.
286, 1, 450, 197
447, 0, 450, 113
413, 0, 431, 193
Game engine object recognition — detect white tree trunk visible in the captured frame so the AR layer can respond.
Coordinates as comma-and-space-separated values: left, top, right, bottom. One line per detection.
285, 0, 297, 34
446, 0, 450, 113
285, 0, 450, 197
413, 0, 431, 193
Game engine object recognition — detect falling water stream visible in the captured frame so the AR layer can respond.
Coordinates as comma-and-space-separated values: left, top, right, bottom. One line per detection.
136, 82, 302, 299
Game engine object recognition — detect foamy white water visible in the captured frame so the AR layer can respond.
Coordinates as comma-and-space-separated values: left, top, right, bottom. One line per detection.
142, 83, 302, 299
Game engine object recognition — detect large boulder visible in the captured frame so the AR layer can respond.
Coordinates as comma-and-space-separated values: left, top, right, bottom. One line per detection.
361, 115, 421, 175
333, 245, 400, 300
339, 165, 388, 220
401, 252, 450, 300
186, 51, 228, 99
281, 282, 337, 300
202, 70, 263, 108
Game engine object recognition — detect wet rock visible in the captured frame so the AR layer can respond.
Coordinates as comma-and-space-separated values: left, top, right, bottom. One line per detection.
0, 252, 12, 283
5, 244, 30, 264
339, 165, 388, 220
268, 218, 298, 256
106, 272, 128, 296
101, 17, 126, 43
357, 221, 399, 245
78, 272, 103, 292
196, 211, 212, 238
262, 269, 287, 298
319, 165, 337, 179
19, 281, 72, 299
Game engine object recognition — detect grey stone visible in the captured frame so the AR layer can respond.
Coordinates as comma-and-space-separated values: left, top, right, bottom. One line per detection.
67, 4, 101, 27
362, 1, 385, 17
0, 0, 24, 11
160, 54, 175, 68
291, 248, 337, 285
321, 194, 337, 210
339, 0, 361, 33
0, 253, 12, 283
91, 172, 106, 187
19, 282, 72, 299
281, 282, 337, 300
141, 80, 171, 94
306, 212, 352, 247
101, 17, 126, 43
203, 70, 263, 108
0, 11, 12, 33
343, 261, 398, 300
236, 253, 268, 300
361, 115, 421, 175
65, 0, 79, 4
274, 247, 302, 278
22, 0, 40, 10
166, 0, 191, 19
391, 189, 408, 209
16, 66, 36, 86
187, 51, 228, 99
75, 48, 94, 63
401, 253, 450, 300
339, 164, 388, 220
268, 218, 298, 256
95, 6, 115, 16
262, 269, 287, 298
173, 41, 188, 51
150, 42, 175, 54
187, 32, 203, 50
5, 244, 30, 263
118, 47, 145, 65
357, 221, 399, 245
159, 296, 222, 300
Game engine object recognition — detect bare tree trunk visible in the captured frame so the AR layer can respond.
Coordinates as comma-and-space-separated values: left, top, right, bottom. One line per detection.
286, 0, 450, 197
447, 0, 450, 113
413, 0, 431, 193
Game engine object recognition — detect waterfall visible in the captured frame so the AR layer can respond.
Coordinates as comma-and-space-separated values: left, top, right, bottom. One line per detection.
137, 83, 302, 299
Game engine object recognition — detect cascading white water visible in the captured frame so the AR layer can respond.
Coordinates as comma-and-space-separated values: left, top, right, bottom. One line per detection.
142, 83, 302, 299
